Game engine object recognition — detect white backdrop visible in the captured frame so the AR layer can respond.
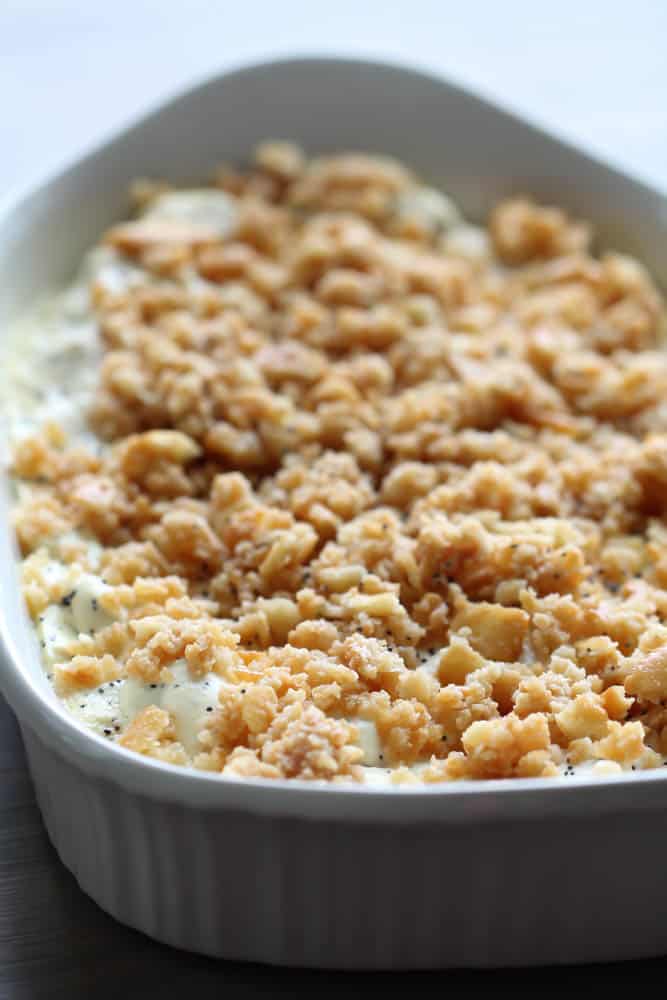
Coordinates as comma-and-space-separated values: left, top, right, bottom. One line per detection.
2, 0, 666, 194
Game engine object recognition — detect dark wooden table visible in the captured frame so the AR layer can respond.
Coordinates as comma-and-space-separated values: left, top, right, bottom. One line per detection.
1, 694, 663, 998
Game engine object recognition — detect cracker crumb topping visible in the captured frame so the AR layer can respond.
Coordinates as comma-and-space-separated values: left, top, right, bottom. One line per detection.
10, 143, 667, 783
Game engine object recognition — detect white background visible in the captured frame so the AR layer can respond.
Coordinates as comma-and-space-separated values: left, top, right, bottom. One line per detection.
1, 0, 666, 194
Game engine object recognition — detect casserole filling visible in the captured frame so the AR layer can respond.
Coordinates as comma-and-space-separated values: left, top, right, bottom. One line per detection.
6, 144, 667, 784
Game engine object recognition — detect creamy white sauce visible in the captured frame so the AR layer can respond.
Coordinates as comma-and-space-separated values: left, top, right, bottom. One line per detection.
440, 223, 491, 262
119, 661, 224, 754
3, 247, 139, 448
69, 574, 115, 633
359, 766, 396, 786
64, 682, 123, 735
38, 604, 78, 669
393, 186, 461, 236
35, 570, 114, 666
143, 189, 237, 236
352, 719, 384, 766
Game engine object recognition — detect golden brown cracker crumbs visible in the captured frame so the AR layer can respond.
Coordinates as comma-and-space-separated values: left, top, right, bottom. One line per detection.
450, 600, 529, 662
126, 615, 240, 682
592, 721, 646, 765
254, 702, 363, 780
106, 219, 220, 252
624, 635, 667, 702
119, 705, 188, 764
64, 621, 132, 662
460, 712, 553, 779
12, 145, 667, 782
54, 653, 121, 696
554, 693, 609, 742
14, 494, 73, 553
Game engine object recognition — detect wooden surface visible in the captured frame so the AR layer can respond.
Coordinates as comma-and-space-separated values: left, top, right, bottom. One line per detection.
1, 690, 666, 995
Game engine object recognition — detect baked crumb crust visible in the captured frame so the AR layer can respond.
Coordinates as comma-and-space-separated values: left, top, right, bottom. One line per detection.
12, 143, 667, 782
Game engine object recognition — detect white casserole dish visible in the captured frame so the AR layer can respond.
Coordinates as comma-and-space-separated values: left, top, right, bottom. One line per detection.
2, 56, 667, 970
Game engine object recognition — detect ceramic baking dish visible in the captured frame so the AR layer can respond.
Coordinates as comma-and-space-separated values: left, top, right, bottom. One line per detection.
1, 56, 667, 970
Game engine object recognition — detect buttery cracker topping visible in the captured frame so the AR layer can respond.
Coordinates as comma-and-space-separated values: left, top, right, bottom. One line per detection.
9, 142, 667, 783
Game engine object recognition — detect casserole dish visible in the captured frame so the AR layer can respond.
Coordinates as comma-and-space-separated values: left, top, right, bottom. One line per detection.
2, 55, 667, 969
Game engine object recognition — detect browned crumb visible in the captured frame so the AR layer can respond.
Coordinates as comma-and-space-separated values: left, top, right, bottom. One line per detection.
119, 705, 188, 764
54, 653, 121, 696
106, 219, 221, 251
